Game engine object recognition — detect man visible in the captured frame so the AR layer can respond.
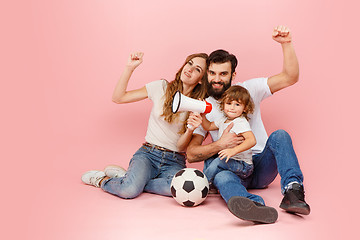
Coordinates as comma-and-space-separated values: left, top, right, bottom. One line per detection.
186, 26, 310, 224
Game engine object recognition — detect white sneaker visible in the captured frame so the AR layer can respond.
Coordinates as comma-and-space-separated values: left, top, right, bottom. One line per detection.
81, 170, 106, 187
104, 165, 126, 178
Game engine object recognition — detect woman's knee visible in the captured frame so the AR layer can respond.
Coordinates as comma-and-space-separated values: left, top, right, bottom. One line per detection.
115, 185, 143, 199
103, 179, 143, 199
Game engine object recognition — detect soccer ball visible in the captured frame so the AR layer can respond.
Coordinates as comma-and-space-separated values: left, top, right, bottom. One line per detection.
170, 168, 209, 207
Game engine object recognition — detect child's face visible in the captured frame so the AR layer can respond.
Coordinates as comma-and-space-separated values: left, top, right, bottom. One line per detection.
223, 100, 245, 120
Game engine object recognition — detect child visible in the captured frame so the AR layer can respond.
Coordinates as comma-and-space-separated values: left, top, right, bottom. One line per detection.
201, 85, 256, 183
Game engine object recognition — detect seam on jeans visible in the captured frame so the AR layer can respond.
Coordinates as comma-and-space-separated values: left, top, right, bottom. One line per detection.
158, 151, 166, 169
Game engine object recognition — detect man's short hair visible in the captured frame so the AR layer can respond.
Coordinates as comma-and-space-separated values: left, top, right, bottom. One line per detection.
207, 49, 238, 74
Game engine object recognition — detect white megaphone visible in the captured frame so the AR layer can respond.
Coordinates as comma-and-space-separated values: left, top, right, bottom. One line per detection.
171, 91, 212, 114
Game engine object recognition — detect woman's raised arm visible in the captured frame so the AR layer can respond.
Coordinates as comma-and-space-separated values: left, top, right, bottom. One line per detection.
112, 52, 148, 104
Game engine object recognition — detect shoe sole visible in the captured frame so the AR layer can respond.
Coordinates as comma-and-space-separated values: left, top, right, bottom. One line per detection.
227, 196, 278, 224
279, 203, 310, 215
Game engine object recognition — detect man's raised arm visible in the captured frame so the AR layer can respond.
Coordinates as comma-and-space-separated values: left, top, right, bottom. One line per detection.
267, 25, 299, 94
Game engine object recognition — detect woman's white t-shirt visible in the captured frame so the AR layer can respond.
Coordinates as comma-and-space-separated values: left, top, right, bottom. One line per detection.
145, 80, 187, 152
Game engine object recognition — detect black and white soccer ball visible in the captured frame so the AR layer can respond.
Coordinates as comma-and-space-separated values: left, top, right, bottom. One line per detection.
170, 168, 209, 207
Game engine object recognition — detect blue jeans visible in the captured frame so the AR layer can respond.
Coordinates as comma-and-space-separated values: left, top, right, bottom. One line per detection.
204, 156, 253, 184
204, 129, 304, 205
101, 145, 186, 199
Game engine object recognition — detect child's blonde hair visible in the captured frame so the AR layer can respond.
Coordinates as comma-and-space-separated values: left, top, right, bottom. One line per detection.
219, 85, 254, 120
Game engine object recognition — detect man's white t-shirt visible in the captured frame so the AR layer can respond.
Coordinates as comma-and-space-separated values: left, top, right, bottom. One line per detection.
214, 116, 253, 164
145, 80, 187, 152
193, 77, 272, 155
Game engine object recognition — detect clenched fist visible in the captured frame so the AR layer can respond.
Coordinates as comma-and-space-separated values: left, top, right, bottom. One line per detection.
272, 25, 292, 44
126, 52, 144, 70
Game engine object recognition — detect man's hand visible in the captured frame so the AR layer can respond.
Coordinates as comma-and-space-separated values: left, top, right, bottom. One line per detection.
217, 122, 244, 150
272, 25, 291, 44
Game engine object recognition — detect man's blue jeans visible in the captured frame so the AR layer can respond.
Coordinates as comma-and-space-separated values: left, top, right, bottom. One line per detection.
204, 129, 304, 205
101, 145, 186, 199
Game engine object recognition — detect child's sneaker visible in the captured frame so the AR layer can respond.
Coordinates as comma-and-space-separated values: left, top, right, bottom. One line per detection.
104, 165, 126, 178
81, 170, 106, 187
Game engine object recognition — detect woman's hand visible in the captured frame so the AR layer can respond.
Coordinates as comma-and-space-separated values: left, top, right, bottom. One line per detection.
126, 52, 144, 70
187, 112, 202, 130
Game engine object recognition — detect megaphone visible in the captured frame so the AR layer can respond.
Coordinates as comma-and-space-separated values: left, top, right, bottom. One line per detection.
171, 91, 212, 114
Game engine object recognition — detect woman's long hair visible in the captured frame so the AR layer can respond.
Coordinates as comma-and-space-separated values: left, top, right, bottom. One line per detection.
161, 53, 208, 134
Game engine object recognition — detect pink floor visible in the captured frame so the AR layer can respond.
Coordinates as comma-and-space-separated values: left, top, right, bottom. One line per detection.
15, 157, 351, 240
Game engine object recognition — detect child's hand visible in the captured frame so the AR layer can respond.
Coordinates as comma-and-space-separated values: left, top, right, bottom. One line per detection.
219, 148, 236, 162
126, 52, 144, 70
187, 112, 202, 130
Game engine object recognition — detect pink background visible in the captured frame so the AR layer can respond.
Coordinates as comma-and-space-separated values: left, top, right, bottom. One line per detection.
2, 0, 359, 239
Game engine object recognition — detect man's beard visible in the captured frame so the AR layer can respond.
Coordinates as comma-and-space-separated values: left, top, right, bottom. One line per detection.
206, 79, 232, 100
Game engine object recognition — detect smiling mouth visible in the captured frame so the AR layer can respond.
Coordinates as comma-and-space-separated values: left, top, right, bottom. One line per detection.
212, 82, 224, 87
184, 72, 191, 78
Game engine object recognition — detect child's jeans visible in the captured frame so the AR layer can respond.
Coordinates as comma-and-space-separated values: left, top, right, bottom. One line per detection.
204, 156, 253, 184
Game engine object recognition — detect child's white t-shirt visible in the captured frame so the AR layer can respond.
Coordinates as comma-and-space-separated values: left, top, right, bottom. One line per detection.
214, 116, 253, 164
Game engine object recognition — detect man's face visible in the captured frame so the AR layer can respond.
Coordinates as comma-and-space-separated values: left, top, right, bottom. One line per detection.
206, 61, 235, 99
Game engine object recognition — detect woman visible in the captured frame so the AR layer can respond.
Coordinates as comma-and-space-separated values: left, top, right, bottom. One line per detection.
81, 52, 208, 198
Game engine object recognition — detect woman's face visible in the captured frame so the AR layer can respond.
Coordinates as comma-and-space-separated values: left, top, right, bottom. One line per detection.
180, 57, 207, 86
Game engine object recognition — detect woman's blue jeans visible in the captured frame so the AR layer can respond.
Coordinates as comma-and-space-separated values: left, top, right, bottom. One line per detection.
101, 145, 186, 199
204, 129, 304, 205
